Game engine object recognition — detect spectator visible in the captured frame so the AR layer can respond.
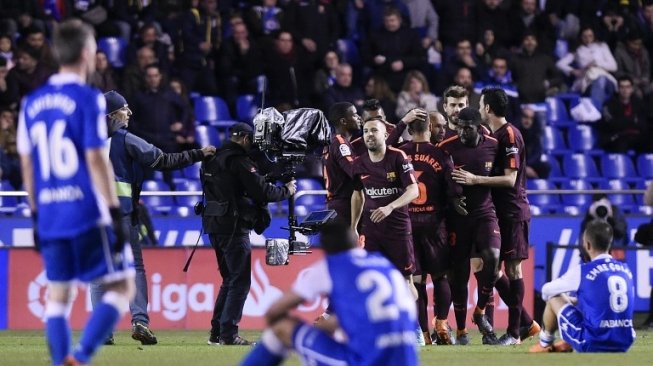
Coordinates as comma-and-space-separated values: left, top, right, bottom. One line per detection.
122, 46, 157, 100
475, 28, 508, 69
402, 0, 440, 51
433, 0, 477, 49
246, 0, 285, 45
285, 0, 340, 59
89, 50, 119, 93
395, 70, 438, 118
599, 75, 650, 153
517, 107, 550, 179
511, 33, 563, 103
452, 66, 480, 109
597, 2, 637, 51
508, 0, 555, 52
313, 50, 340, 99
263, 30, 315, 110
614, 30, 651, 98
364, 74, 397, 122
474, 55, 521, 121
636, 2, 653, 67
177, 0, 220, 95
169, 77, 197, 151
0, 0, 47, 37
363, 7, 426, 92
476, 0, 511, 49
5, 46, 53, 107
0, 108, 20, 189
18, 25, 57, 71
323, 63, 365, 112
218, 21, 263, 110
126, 23, 171, 74
0, 58, 12, 110
358, 0, 411, 39
0, 34, 15, 70
440, 39, 482, 93
556, 26, 618, 110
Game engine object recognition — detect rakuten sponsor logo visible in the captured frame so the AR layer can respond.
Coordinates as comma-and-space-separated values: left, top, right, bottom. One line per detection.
365, 187, 401, 198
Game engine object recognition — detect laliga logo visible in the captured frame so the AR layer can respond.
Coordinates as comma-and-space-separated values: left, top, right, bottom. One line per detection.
28, 271, 48, 321
243, 260, 283, 316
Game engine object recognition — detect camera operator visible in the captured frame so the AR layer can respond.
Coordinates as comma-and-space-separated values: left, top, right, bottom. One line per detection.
580, 194, 628, 252
201, 122, 297, 346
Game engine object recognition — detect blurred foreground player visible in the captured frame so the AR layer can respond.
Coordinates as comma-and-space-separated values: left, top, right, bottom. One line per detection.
530, 220, 635, 353
17, 19, 135, 366
240, 222, 419, 366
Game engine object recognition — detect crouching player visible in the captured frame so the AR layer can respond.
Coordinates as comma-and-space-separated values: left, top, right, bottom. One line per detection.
240, 222, 419, 366
530, 220, 635, 353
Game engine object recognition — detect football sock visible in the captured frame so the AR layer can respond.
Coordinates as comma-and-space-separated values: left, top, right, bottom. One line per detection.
474, 272, 494, 310
240, 329, 286, 366
539, 330, 554, 347
74, 291, 128, 364
521, 308, 534, 327
45, 301, 71, 366
415, 282, 429, 332
508, 279, 525, 337
433, 277, 452, 320
485, 293, 495, 326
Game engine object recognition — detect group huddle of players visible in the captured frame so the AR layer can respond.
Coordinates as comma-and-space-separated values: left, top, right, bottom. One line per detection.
321, 85, 540, 346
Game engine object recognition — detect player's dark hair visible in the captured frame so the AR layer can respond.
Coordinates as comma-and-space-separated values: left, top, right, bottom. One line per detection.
443, 85, 468, 100
319, 222, 357, 254
584, 219, 613, 252
53, 19, 95, 66
481, 87, 509, 117
457, 107, 482, 126
362, 98, 382, 111
328, 102, 354, 125
408, 112, 428, 133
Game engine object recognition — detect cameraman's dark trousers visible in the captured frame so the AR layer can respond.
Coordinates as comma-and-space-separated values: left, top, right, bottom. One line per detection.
209, 233, 251, 341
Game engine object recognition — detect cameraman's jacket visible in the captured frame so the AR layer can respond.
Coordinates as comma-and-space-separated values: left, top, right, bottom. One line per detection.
109, 124, 204, 221
201, 141, 290, 234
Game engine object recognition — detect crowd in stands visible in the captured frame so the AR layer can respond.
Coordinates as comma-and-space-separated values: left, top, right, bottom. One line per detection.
1, 0, 653, 216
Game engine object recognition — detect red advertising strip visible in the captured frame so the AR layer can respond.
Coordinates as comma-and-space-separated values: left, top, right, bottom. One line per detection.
7, 248, 534, 330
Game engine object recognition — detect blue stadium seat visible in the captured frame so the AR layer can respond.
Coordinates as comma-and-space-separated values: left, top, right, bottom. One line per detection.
97, 37, 127, 68
0, 180, 19, 214
562, 153, 600, 181
194, 96, 233, 123
295, 178, 326, 210
236, 94, 259, 123
336, 38, 361, 66
545, 96, 576, 127
561, 179, 592, 215
600, 154, 639, 183
174, 179, 202, 208
183, 162, 202, 180
567, 125, 600, 154
541, 154, 562, 178
542, 126, 569, 155
195, 125, 220, 147
140, 180, 175, 214
637, 154, 653, 179
526, 179, 560, 214
598, 179, 636, 212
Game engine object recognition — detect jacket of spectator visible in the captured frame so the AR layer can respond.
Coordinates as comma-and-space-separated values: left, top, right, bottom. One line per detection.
433, 0, 477, 46
511, 36, 562, 103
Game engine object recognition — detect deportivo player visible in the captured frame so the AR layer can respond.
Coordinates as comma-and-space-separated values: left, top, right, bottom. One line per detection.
17, 19, 135, 366
400, 115, 464, 345
438, 107, 500, 345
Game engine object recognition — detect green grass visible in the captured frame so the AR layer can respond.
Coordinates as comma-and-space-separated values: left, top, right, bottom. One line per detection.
1, 329, 651, 366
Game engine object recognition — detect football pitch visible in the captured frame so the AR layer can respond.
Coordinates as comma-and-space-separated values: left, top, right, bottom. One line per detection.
1, 329, 652, 366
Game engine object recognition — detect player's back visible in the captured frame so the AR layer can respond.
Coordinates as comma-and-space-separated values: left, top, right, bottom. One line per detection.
18, 74, 109, 239
578, 256, 636, 352
323, 134, 357, 202
327, 249, 418, 366
491, 122, 530, 221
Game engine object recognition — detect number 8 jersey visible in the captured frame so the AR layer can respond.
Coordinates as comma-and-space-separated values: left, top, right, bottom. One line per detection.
292, 248, 419, 365
17, 73, 110, 239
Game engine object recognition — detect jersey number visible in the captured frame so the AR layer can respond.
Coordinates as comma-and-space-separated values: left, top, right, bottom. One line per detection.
412, 171, 427, 205
356, 270, 414, 322
607, 275, 629, 313
30, 120, 79, 180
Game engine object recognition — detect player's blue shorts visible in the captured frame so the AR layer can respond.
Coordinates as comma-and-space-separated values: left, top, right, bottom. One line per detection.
292, 323, 351, 366
40, 225, 135, 283
558, 303, 586, 352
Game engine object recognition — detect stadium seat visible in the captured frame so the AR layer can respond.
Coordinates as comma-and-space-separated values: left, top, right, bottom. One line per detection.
567, 125, 600, 154
542, 126, 569, 155
336, 38, 361, 66
174, 179, 202, 208
140, 180, 175, 214
194, 96, 233, 124
637, 154, 653, 178
97, 37, 127, 68
562, 153, 600, 181
598, 179, 635, 213
526, 179, 560, 214
560, 179, 592, 215
236, 94, 259, 123
0, 180, 19, 214
195, 125, 220, 147
183, 162, 202, 180
600, 154, 639, 183
545, 96, 575, 127
541, 154, 562, 178
295, 178, 326, 211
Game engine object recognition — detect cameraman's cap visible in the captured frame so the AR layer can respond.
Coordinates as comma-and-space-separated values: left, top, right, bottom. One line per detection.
230, 122, 254, 137
104, 91, 128, 115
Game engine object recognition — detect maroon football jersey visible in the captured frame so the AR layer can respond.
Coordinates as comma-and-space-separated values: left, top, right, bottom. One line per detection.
491, 123, 531, 221
438, 134, 498, 218
323, 134, 357, 202
353, 147, 417, 236
399, 141, 461, 227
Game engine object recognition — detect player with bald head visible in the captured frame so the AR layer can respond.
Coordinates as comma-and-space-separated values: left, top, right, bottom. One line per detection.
429, 111, 447, 144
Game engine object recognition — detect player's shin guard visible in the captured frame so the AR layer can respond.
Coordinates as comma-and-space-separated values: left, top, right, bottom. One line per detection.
73, 291, 128, 364
433, 276, 452, 320
45, 301, 72, 366
240, 329, 287, 366
415, 282, 429, 332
